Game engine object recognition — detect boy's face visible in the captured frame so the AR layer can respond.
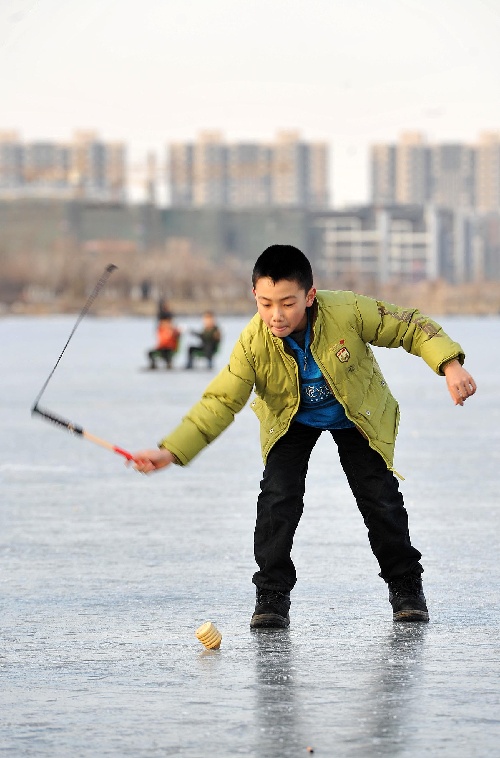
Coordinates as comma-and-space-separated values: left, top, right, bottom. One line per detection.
253, 277, 316, 338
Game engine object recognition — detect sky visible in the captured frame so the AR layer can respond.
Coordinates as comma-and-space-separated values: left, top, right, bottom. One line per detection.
1, 0, 500, 206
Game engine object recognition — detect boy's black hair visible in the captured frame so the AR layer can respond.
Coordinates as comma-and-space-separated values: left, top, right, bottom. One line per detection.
252, 245, 313, 292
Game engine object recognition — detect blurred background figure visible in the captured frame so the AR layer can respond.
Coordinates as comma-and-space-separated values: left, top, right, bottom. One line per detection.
140, 279, 152, 301
157, 297, 173, 321
147, 314, 181, 370
185, 311, 221, 370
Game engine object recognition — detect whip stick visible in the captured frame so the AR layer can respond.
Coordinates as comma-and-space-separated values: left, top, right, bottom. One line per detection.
32, 264, 117, 408
31, 405, 137, 463
30, 263, 137, 463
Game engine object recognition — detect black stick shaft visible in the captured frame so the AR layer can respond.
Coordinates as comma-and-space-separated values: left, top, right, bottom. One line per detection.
32, 264, 117, 407
31, 405, 84, 435
32, 404, 137, 462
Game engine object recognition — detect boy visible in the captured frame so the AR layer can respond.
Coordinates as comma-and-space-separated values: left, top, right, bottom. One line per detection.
133, 245, 476, 628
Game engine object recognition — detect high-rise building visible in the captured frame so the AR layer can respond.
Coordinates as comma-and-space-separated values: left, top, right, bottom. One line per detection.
23, 142, 70, 191
308, 142, 330, 208
167, 131, 329, 208
0, 131, 24, 190
192, 131, 227, 207
475, 132, 500, 213
395, 132, 432, 206
70, 131, 126, 202
371, 132, 500, 213
227, 143, 272, 207
0, 131, 126, 201
169, 143, 193, 206
431, 144, 475, 210
271, 130, 308, 207
371, 144, 396, 205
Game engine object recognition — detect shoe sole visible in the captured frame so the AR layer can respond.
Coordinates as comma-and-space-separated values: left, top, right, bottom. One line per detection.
393, 610, 429, 622
250, 613, 290, 629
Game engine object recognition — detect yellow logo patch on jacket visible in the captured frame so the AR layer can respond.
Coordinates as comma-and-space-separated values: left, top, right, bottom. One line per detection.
335, 341, 350, 363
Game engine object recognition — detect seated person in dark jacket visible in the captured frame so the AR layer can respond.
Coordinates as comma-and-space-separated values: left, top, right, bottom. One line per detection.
185, 311, 221, 369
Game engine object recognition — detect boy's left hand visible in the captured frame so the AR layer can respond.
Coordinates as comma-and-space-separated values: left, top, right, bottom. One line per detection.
442, 359, 477, 406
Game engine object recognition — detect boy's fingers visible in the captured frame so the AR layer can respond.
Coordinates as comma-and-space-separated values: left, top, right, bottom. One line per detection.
452, 381, 475, 405
447, 370, 476, 406
130, 449, 174, 473
459, 380, 476, 399
133, 456, 155, 473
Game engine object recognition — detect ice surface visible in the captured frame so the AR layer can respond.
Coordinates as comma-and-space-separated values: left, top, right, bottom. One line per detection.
0, 314, 499, 756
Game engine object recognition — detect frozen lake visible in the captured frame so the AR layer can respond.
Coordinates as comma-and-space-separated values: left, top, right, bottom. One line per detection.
1, 312, 499, 756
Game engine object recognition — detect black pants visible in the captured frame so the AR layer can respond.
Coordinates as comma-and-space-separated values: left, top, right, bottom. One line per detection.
186, 345, 213, 368
253, 423, 423, 593
148, 348, 175, 369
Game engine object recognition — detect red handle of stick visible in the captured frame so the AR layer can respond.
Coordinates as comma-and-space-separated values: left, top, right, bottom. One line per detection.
113, 445, 137, 462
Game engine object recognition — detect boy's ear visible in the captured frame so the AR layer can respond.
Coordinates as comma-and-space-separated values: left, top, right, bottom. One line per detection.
306, 287, 317, 306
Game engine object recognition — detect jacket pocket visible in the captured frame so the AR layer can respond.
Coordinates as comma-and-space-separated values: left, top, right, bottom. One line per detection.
250, 396, 278, 434
250, 395, 292, 455
356, 394, 398, 443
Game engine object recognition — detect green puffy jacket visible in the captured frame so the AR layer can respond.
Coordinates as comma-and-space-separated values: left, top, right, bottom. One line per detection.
159, 291, 464, 473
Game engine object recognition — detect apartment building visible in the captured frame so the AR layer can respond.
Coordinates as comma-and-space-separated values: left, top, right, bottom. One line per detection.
475, 132, 500, 213
0, 131, 126, 201
394, 132, 432, 206
68, 131, 126, 202
227, 143, 272, 207
308, 140, 330, 208
431, 144, 475, 210
271, 130, 308, 206
371, 144, 396, 206
0, 131, 24, 189
23, 141, 70, 191
169, 143, 193, 206
371, 132, 499, 213
191, 131, 227, 206
167, 131, 329, 209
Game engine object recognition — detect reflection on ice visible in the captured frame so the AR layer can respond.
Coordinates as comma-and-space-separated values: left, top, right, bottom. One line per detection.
357, 624, 428, 752
252, 629, 304, 753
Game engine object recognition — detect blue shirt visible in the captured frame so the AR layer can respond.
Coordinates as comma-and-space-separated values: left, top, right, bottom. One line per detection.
284, 314, 355, 431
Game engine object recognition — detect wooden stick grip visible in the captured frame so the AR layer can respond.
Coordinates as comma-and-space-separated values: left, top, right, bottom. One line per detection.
83, 432, 137, 461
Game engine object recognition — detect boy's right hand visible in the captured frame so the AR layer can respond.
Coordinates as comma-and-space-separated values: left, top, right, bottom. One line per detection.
442, 359, 477, 406
131, 448, 177, 474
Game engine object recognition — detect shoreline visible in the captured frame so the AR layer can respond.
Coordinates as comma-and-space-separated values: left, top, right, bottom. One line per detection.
3, 282, 500, 318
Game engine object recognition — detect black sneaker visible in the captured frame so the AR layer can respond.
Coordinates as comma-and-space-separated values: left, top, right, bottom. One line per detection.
388, 573, 429, 622
250, 589, 290, 629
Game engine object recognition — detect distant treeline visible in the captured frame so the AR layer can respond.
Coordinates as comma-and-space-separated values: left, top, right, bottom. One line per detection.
2, 244, 500, 317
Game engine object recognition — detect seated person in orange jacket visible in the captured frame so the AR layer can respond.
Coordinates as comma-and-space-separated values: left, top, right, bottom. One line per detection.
147, 316, 181, 370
